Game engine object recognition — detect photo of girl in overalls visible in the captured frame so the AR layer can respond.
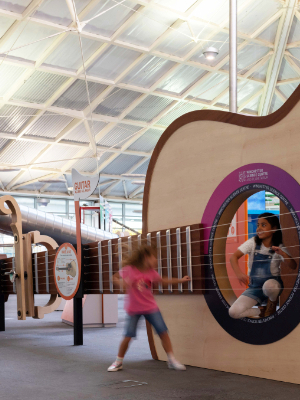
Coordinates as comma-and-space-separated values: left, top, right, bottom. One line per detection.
229, 213, 297, 319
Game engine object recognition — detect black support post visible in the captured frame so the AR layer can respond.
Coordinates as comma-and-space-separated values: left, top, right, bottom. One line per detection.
73, 297, 83, 345
0, 294, 5, 332
73, 243, 84, 346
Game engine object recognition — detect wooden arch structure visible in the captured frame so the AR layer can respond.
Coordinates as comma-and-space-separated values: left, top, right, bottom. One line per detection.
143, 85, 300, 384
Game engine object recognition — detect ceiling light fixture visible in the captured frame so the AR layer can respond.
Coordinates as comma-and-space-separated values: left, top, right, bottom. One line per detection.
37, 198, 50, 207
203, 46, 219, 60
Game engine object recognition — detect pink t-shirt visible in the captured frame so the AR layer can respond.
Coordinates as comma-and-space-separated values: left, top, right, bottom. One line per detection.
119, 265, 161, 315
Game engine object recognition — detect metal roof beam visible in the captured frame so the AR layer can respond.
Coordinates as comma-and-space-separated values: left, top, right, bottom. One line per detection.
259, 0, 296, 116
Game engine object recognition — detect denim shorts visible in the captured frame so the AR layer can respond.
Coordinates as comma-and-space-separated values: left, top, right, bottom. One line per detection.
124, 310, 168, 338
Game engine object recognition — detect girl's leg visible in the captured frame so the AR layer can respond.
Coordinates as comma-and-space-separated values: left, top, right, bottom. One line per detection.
229, 295, 260, 319
262, 279, 281, 317
159, 331, 172, 354
108, 314, 139, 371
262, 279, 281, 301
118, 336, 132, 358
145, 312, 185, 370
159, 331, 185, 370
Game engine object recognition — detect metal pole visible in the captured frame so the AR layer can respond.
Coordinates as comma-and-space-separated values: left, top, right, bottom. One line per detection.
0, 294, 5, 331
229, 0, 237, 113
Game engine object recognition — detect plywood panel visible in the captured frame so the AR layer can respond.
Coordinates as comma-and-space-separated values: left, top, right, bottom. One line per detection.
143, 87, 300, 384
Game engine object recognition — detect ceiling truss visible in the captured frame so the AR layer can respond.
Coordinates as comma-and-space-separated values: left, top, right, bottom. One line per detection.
0, 0, 298, 202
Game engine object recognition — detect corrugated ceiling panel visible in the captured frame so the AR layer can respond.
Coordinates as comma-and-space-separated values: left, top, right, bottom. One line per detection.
87, 45, 141, 80
0, 0, 31, 13
15, 169, 52, 185
127, 129, 162, 152
118, 9, 177, 47
0, 138, 9, 152
0, 141, 47, 164
19, 182, 44, 191
1, 21, 60, 62
94, 88, 142, 117
64, 121, 108, 143
0, 105, 38, 133
12, 71, 68, 104
238, 0, 280, 35
0, 64, 26, 96
97, 123, 141, 148
155, 22, 198, 58
222, 44, 270, 74
249, 62, 269, 81
83, 0, 140, 37
278, 58, 299, 80
34, 0, 90, 26
108, 181, 125, 197
243, 94, 262, 113
23, 112, 73, 138
44, 35, 102, 72
218, 80, 261, 106
122, 56, 175, 88
287, 48, 300, 70
125, 95, 173, 122
258, 18, 279, 43
288, 16, 300, 44
42, 182, 68, 193
158, 65, 206, 95
99, 181, 115, 193
35, 145, 80, 169
101, 154, 144, 175
1, 170, 20, 186
155, 0, 198, 12
75, 152, 112, 172
157, 102, 203, 126
53, 80, 107, 111
192, 0, 249, 25
64, 122, 89, 143
98, 152, 117, 168
125, 180, 143, 195
269, 93, 283, 114
88, 120, 108, 136
100, 176, 113, 184
0, 15, 15, 39
277, 83, 299, 99
187, 73, 228, 102
131, 158, 150, 175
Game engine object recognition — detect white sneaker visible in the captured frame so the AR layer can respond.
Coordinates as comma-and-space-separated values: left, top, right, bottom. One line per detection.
107, 361, 123, 372
168, 359, 186, 371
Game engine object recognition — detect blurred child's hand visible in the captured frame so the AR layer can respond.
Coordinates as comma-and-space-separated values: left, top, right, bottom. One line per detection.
272, 246, 283, 256
236, 271, 248, 286
181, 276, 191, 282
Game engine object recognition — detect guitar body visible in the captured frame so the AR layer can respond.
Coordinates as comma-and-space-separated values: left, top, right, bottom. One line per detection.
143, 85, 300, 384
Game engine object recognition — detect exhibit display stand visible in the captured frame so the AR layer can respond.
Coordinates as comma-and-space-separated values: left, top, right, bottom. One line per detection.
61, 294, 118, 328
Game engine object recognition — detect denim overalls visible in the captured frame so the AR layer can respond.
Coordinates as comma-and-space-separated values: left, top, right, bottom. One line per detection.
242, 244, 284, 304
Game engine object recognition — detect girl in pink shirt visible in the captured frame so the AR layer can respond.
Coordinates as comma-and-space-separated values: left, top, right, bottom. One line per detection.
108, 244, 190, 372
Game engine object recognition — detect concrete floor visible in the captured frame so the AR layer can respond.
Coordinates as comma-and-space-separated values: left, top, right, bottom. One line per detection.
1, 296, 300, 400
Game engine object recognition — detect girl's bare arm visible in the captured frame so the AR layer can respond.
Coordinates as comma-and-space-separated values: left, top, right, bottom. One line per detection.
230, 250, 249, 286
112, 272, 129, 289
272, 247, 297, 270
160, 276, 191, 285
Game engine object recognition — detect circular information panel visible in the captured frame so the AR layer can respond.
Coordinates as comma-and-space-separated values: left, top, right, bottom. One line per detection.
54, 243, 80, 300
